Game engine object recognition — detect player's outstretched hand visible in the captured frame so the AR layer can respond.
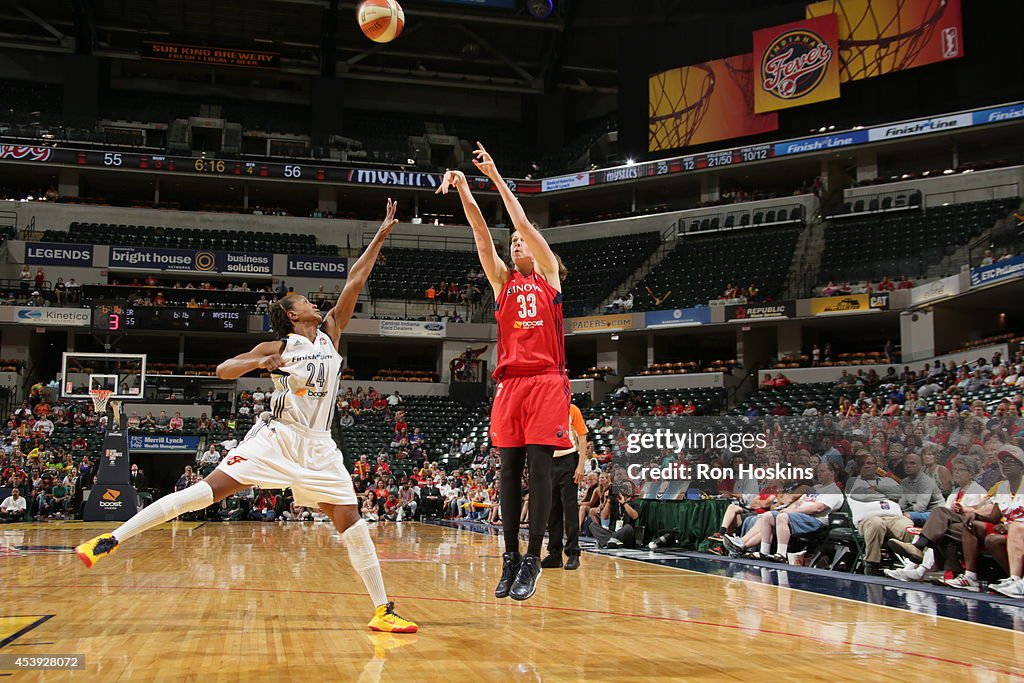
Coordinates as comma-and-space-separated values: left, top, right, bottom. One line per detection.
435, 170, 465, 195
260, 353, 286, 372
471, 142, 499, 181
378, 198, 399, 235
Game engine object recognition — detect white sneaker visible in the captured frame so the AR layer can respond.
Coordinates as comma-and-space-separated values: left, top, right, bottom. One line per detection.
992, 577, 1024, 598
891, 555, 918, 570
884, 567, 923, 582
944, 573, 981, 591
722, 535, 746, 554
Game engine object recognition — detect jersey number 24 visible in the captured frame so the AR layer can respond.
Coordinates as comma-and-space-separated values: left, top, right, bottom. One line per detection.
305, 362, 326, 390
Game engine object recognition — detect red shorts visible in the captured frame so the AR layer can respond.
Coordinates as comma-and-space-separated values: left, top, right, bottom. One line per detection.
980, 522, 1007, 537
490, 373, 572, 449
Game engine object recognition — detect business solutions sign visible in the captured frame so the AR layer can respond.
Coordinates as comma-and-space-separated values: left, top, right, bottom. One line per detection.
109, 246, 272, 275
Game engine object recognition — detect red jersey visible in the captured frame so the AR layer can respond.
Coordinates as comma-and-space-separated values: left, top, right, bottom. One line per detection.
494, 269, 565, 378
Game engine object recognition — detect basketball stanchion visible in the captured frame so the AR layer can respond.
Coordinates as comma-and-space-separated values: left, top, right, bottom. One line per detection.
82, 389, 139, 522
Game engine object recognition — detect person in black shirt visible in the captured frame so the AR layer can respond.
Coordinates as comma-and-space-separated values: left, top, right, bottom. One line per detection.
589, 486, 644, 549
419, 481, 442, 519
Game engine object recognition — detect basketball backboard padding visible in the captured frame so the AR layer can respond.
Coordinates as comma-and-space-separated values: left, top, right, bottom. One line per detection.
61, 352, 147, 400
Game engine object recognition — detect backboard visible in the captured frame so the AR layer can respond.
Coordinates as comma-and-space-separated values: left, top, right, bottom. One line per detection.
60, 352, 147, 400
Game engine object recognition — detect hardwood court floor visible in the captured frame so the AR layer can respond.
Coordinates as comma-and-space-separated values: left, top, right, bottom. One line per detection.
2, 520, 1023, 682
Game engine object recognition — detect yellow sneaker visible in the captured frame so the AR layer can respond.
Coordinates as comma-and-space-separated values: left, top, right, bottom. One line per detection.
367, 602, 418, 633
74, 533, 119, 568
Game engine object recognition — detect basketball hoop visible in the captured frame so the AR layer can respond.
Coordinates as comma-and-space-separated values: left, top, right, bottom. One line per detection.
812, 0, 949, 82
89, 388, 112, 414
648, 62, 715, 152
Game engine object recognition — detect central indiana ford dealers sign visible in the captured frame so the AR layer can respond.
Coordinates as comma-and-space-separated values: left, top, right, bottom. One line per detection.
286, 254, 348, 277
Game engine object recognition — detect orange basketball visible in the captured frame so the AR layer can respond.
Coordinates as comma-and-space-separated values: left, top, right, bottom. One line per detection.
357, 0, 405, 44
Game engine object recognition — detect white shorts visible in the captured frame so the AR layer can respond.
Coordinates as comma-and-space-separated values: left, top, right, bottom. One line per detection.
214, 420, 357, 508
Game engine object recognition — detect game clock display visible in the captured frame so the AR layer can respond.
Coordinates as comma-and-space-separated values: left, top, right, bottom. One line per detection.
92, 304, 245, 332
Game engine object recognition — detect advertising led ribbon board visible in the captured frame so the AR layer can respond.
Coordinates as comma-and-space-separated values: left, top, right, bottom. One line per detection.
1, 101, 1019, 196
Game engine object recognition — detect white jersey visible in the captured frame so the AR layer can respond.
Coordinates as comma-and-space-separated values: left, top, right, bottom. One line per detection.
268, 329, 342, 433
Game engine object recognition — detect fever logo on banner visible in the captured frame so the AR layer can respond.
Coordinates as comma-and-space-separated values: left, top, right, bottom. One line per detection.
755, 14, 841, 113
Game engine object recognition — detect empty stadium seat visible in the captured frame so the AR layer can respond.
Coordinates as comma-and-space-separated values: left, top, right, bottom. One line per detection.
818, 197, 1020, 283
631, 227, 800, 311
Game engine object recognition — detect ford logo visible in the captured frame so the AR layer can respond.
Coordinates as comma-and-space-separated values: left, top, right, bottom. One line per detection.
425, 323, 444, 331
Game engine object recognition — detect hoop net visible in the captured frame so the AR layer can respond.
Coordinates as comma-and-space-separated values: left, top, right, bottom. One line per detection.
89, 388, 112, 414
648, 63, 715, 152
814, 0, 948, 81
723, 55, 755, 114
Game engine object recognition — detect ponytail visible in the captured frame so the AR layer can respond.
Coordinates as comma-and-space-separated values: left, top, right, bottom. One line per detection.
269, 295, 298, 337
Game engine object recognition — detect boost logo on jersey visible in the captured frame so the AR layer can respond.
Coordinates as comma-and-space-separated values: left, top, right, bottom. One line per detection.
513, 320, 544, 329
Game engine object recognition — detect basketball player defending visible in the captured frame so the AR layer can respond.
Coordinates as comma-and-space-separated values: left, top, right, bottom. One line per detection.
437, 143, 572, 601
75, 199, 417, 633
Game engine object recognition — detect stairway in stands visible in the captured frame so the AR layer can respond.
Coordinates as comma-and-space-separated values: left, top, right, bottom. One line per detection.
592, 223, 678, 314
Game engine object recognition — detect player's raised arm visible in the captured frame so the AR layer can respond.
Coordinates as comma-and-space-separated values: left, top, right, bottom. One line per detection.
436, 170, 508, 297
472, 142, 560, 291
324, 198, 399, 341
216, 340, 287, 380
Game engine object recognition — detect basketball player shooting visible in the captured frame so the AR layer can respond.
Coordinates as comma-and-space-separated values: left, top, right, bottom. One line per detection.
437, 143, 572, 601
75, 199, 417, 633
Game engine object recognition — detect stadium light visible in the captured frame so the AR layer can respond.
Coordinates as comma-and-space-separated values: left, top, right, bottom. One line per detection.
625, 158, 635, 166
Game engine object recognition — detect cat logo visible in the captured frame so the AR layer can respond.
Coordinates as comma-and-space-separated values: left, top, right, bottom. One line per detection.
226, 455, 248, 467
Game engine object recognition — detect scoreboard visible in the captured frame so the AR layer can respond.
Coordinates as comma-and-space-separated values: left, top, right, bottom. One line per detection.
92, 302, 245, 333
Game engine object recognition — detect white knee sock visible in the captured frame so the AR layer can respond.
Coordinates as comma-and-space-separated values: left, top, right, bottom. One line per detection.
918, 547, 935, 574
342, 519, 388, 608
112, 481, 214, 543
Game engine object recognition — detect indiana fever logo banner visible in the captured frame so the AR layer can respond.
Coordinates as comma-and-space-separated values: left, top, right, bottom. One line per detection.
754, 14, 841, 113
